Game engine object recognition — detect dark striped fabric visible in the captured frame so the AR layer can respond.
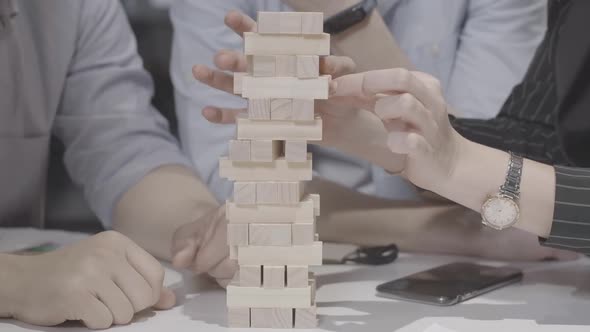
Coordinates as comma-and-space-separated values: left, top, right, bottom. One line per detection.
452, 0, 590, 253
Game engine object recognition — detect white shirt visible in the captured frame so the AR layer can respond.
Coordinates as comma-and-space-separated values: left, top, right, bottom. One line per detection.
170, 0, 546, 203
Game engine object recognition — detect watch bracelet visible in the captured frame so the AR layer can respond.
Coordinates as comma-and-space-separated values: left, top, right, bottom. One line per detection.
499, 152, 523, 200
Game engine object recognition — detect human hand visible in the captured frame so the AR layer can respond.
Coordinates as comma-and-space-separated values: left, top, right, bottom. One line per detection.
332, 68, 465, 191
6, 231, 174, 329
171, 205, 237, 288
193, 10, 405, 172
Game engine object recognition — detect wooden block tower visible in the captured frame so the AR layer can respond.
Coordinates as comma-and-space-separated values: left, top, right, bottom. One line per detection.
222, 11, 329, 329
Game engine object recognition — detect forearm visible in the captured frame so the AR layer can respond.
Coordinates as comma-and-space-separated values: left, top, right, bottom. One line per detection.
434, 135, 555, 238
113, 165, 219, 261
284, 0, 412, 71
0, 254, 24, 318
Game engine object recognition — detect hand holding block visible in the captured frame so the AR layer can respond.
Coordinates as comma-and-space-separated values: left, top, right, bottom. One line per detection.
249, 224, 292, 246
241, 75, 330, 100
220, 157, 312, 181
244, 32, 330, 56
237, 117, 322, 141
226, 196, 315, 224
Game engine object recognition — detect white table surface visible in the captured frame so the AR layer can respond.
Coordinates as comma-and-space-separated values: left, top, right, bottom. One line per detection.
1, 228, 590, 332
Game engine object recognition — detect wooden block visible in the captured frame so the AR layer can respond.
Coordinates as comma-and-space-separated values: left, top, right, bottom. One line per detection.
251, 308, 293, 329
310, 273, 317, 305
251, 140, 282, 162
229, 245, 238, 260
233, 72, 246, 94
239, 265, 262, 287
227, 224, 249, 246
271, 98, 293, 120
251, 55, 276, 77
244, 32, 330, 56
237, 117, 322, 141
292, 99, 315, 121
249, 224, 292, 246
292, 223, 314, 245
301, 12, 324, 35
297, 55, 319, 79
263, 266, 286, 289
227, 282, 312, 308
226, 196, 315, 224
228, 307, 250, 328
275, 55, 297, 76
256, 182, 304, 205
241, 75, 330, 99
237, 242, 323, 266
295, 306, 317, 328
285, 140, 307, 162
228, 140, 250, 162
219, 157, 312, 181
280, 12, 302, 34
248, 99, 271, 120
257, 12, 282, 34
309, 193, 320, 216
233, 182, 256, 205
287, 266, 309, 288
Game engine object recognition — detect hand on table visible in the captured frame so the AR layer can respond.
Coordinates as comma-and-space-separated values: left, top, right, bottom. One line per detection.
332, 68, 464, 191
7, 231, 174, 329
171, 205, 237, 288
193, 10, 405, 173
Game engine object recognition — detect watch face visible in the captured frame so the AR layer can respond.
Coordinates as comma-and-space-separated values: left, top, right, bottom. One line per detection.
482, 196, 519, 230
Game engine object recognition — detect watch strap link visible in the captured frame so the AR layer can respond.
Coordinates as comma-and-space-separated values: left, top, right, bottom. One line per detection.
499, 152, 523, 200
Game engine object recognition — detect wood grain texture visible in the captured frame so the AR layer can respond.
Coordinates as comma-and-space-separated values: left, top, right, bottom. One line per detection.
244, 32, 330, 56
227, 223, 249, 246
237, 116, 322, 141
251, 140, 282, 162
251, 308, 293, 328
294, 306, 317, 328
292, 99, 315, 121
286, 266, 309, 288
285, 140, 307, 162
270, 98, 293, 120
251, 55, 276, 77
263, 265, 286, 289
249, 223, 292, 246
228, 140, 251, 162
279, 12, 302, 34
248, 99, 271, 120
275, 55, 297, 77
242, 75, 330, 99
297, 55, 319, 79
256, 181, 305, 205
256, 12, 282, 34
292, 223, 315, 245
227, 282, 312, 308
233, 182, 256, 205
226, 196, 315, 224
220, 157, 312, 181
239, 265, 262, 287
301, 12, 324, 35
237, 242, 323, 266
227, 307, 250, 328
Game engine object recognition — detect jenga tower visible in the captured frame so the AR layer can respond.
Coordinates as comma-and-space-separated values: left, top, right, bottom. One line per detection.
221, 12, 329, 329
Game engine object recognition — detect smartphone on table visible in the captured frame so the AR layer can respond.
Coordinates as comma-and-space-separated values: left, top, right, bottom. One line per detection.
376, 262, 523, 306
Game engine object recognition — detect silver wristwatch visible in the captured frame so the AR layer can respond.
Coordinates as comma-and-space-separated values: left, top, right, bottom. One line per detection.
481, 152, 523, 230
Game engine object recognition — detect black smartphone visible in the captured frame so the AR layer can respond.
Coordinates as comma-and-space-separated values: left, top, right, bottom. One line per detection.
376, 262, 523, 306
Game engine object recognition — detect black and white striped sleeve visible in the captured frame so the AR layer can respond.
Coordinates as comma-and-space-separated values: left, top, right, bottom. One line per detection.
541, 166, 590, 255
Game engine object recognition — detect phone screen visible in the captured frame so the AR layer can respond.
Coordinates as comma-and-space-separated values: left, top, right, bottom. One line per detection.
376, 262, 522, 305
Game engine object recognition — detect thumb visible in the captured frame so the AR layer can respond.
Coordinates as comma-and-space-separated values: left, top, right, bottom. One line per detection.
153, 287, 176, 310
172, 239, 198, 269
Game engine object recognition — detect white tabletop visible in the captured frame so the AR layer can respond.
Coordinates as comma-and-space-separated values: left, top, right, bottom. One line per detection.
1, 228, 590, 332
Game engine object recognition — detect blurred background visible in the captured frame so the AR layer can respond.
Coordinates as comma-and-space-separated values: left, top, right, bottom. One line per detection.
46, 0, 176, 233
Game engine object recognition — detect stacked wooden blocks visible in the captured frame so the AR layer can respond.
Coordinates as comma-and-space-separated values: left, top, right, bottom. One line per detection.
223, 11, 329, 329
